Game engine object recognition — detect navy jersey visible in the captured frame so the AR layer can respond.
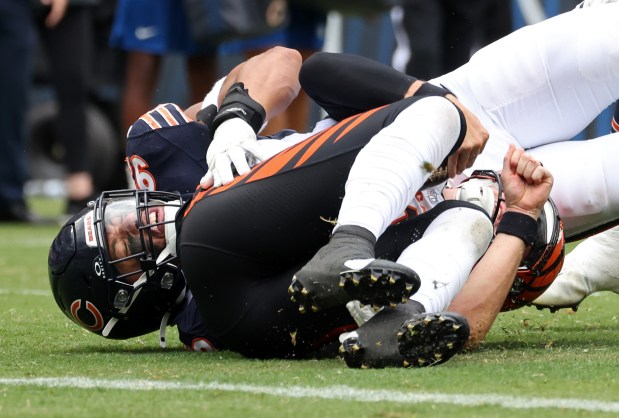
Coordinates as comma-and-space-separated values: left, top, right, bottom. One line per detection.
171, 290, 221, 352
126, 103, 212, 198
126, 103, 218, 350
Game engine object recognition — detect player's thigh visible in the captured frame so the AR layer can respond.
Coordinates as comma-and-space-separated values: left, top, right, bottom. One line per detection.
528, 134, 619, 239
435, 7, 619, 149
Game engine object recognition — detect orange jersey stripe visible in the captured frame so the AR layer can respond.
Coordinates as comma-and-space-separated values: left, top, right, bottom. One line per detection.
156, 105, 178, 126
184, 107, 387, 217
140, 113, 161, 130
333, 106, 384, 143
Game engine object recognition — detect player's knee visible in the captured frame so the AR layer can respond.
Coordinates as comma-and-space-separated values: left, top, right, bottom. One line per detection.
398, 96, 463, 147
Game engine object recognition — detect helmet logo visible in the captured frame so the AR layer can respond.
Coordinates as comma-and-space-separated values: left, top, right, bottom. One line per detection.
93, 255, 106, 279
83, 210, 97, 247
69, 300, 104, 331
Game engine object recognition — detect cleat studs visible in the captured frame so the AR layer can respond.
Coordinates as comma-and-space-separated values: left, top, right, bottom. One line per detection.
401, 297, 408, 303
435, 353, 442, 360
397, 331, 404, 337
405, 284, 414, 293
288, 285, 294, 295
339, 345, 345, 354
298, 305, 306, 314
370, 275, 378, 283
447, 342, 454, 349
352, 344, 361, 352
423, 316, 432, 324
389, 277, 396, 285
407, 323, 414, 330
290, 296, 296, 302
361, 364, 369, 369
301, 288, 309, 296
352, 277, 360, 286
389, 302, 397, 308
403, 360, 410, 367
438, 315, 446, 322
452, 324, 461, 330
311, 305, 319, 312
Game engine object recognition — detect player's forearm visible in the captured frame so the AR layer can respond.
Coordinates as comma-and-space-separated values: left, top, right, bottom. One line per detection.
219, 47, 301, 123
447, 233, 526, 348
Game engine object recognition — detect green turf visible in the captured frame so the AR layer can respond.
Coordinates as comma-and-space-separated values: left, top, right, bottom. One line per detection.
1, 199, 618, 417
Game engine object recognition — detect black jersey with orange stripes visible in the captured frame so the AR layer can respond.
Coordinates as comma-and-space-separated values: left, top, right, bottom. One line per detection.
178, 96, 466, 359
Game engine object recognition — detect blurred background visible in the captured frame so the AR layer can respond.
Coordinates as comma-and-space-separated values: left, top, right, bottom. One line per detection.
22, 0, 606, 211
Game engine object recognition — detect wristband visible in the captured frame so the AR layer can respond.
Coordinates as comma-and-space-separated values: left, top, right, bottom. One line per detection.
496, 211, 538, 246
195, 104, 217, 127
211, 82, 266, 134
415, 82, 454, 98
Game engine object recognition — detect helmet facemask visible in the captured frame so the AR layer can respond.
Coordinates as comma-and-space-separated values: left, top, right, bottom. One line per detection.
455, 170, 505, 225
48, 189, 186, 341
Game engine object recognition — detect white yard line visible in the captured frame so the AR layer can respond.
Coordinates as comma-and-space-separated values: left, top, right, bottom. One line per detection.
1, 377, 619, 413
0, 288, 50, 296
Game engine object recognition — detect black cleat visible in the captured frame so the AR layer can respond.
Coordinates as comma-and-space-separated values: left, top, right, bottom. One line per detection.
341, 309, 469, 368
340, 259, 421, 309
289, 225, 420, 313
397, 312, 470, 367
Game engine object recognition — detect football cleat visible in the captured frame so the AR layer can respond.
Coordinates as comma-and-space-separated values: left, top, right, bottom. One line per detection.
532, 227, 619, 312
531, 269, 619, 312
341, 309, 469, 368
289, 226, 420, 313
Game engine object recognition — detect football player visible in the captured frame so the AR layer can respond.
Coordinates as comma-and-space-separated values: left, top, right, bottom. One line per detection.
300, 3, 619, 321
51, 40, 564, 369
52, 1, 619, 364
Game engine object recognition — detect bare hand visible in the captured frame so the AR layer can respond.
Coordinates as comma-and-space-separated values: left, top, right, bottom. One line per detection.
501, 144, 553, 219
445, 94, 489, 178
40, 0, 69, 28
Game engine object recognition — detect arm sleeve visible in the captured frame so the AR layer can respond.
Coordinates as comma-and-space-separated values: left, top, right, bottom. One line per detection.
299, 52, 417, 120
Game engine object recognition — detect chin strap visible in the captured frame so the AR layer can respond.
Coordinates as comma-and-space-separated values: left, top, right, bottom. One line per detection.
158, 284, 187, 348
159, 312, 171, 348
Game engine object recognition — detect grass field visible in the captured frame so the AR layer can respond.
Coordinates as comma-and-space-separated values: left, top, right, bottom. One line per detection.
1, 198, 618, 417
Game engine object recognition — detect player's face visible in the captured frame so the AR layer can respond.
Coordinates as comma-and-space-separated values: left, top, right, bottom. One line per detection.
103, 199, 167, 283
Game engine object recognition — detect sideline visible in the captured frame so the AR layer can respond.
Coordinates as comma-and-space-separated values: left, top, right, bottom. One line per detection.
2, 377, 619, 413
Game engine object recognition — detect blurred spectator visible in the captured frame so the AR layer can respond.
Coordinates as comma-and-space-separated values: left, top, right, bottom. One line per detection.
391, 0, 512, 79
0, 0, 67, 223
35, 0, 99, 215
219, 2, 327, 134
110, 0, 218, 135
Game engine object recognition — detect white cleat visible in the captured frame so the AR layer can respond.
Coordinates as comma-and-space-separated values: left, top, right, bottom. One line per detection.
533, 227, 619, 311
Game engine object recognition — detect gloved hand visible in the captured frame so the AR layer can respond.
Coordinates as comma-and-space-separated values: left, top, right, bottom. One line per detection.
346, 300, 378, 326
200, 118, 268, 188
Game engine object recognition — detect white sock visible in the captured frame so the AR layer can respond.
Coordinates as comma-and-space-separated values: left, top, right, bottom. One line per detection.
398, 206, 493, 313
335, 96, 462, 239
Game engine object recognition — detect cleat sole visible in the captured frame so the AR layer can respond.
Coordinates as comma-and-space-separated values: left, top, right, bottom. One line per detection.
398, 312, 469, 368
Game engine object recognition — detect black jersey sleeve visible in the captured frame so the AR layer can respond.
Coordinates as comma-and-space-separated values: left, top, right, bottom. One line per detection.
299, 52, 417, 121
